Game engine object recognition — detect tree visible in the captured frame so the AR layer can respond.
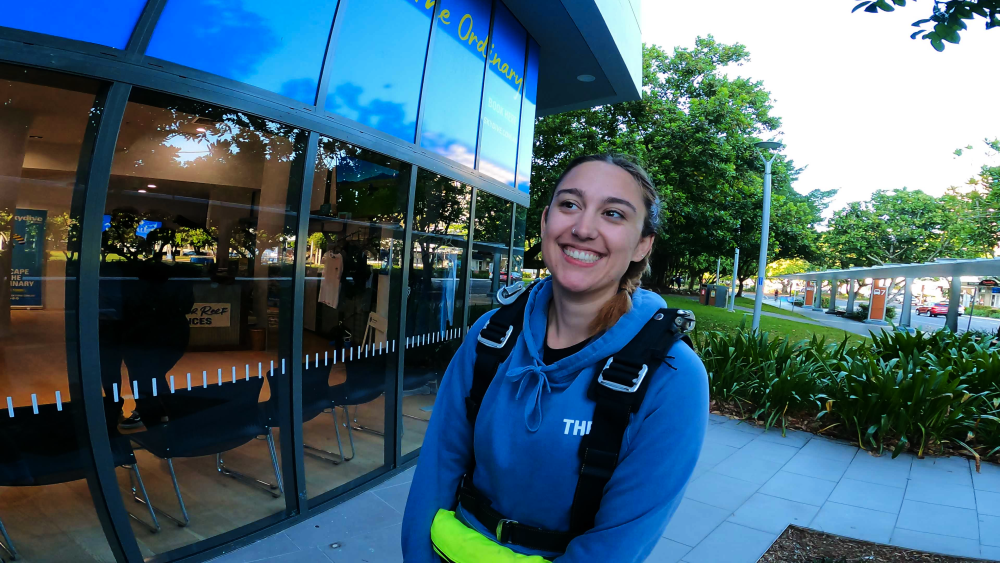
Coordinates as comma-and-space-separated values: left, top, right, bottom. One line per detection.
525, 38, 830, 289
853, 0, 1000, 50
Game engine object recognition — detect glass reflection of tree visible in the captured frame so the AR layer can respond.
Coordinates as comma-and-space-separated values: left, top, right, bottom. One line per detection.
102, 209, 175, 263
316, 139, 406, 227
473, 192, 512, 248
111, 98, 305, 267
48, 212, 81, 261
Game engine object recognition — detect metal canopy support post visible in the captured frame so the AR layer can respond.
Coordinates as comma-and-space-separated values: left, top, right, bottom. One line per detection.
827, 279, 838, 314
900, 277, 913, 328
812, 279, 823, 310
751, 151, 778, 331
728, 248, 739, 312
846, 279, 856, 314
947, 275, 961, 332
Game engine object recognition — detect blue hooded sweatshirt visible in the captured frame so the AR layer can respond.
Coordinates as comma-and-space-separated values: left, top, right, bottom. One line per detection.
401, 278, 709, 562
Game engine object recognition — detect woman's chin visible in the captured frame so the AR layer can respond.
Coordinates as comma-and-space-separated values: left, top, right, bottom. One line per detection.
553, 274, 608, 296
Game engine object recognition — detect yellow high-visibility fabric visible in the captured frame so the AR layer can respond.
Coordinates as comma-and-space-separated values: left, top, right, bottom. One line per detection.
429, 509, 552, 563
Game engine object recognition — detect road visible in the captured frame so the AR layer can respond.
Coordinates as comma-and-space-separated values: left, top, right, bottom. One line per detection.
906, 310, 1000, 334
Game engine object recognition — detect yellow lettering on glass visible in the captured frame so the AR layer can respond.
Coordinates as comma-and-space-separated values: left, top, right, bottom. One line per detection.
438, 8, 450, 24
459, 13, 473, 40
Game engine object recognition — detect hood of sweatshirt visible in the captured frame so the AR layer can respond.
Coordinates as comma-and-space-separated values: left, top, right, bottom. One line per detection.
505, 277, 667, 431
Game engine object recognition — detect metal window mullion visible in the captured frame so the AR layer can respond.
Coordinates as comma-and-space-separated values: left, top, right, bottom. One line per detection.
124, 0, 167, 61
473, 0, 498, 170
462, 188, 477, 336
314, 0, 347, 108
393, 165, 419, 467
413, 0, 444, 145
71, 81, 144, 563
283, 131, 319, 514
508, 202, 517, 276
511, 32, 530, 188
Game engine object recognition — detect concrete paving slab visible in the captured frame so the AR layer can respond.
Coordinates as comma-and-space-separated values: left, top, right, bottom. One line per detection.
896, 500, 979, 541
973, 461, 1000, 493
828, 478, 906, 514
976, 489, 1000, 517
739, 438, 802, 464
889, 528, 983, 559
809, 501, 898, 544
648, 538, 692, 563
910, 463, 974, 488
904, 479, 977, 510
843, 450, 913, 488
661, 498, 732, 547
759, 470, 838, 507
680, 522, 776, 563
727, 493, 820, 534
980, 514, 1000, 547
799, 437, 859, 464
713, 450, 786, 485
684, 472, 760, 511
753, 427, 813, 448
782, 451, 852, 482
704, 426, 758, 449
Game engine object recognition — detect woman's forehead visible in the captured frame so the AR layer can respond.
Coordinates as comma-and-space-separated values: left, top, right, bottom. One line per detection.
559, 161, 643, 202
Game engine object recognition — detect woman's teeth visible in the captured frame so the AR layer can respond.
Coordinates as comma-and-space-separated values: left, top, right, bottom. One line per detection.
564, 247, 600, 263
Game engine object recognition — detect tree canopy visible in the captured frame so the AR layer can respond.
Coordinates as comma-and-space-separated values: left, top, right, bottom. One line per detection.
852, 0, 999, 50
525, 38, 832, 291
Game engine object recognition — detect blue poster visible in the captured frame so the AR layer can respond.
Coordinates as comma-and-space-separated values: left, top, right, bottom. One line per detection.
10, 208, 47, 308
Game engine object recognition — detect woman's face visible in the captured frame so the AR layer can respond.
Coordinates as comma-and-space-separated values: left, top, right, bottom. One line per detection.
541, 161, 654, 297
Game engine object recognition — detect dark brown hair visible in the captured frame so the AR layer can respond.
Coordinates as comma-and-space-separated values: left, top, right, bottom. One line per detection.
546, 154, 661, 334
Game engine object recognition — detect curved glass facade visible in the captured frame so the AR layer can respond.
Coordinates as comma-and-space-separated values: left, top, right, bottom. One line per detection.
0, 1, 537, 561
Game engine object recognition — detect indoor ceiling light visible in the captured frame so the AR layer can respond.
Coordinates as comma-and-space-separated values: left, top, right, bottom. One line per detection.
137, 189, 147, 193
147, 184, 156, 188
577, 74, 596, 82
196, 127, 206, 132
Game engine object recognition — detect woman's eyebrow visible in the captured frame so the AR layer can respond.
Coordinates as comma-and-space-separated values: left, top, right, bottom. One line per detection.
604, 197, 637, 213
553, 187, 584, 199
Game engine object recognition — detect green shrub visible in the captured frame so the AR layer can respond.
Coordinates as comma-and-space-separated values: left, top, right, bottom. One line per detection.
885, 306, 896, 320
698, 325, 1000, 462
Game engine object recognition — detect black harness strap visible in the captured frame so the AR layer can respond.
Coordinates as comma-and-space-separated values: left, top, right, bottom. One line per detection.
466, 284, 532, 425
461, 289, 696, 552
569, 308, 692, 534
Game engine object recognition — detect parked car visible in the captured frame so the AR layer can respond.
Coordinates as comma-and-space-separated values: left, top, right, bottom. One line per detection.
498, 271, 522, 284
916, 302, 963, 317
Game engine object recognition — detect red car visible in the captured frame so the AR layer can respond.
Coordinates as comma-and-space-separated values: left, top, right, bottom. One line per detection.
916, 302, 963, 317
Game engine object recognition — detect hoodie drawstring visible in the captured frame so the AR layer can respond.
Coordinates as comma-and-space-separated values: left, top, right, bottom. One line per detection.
504, 362, 551, 432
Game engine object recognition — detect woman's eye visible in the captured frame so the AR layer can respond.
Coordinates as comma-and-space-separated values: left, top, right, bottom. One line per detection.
605, 209, 624, 219
560, 201, 578, 210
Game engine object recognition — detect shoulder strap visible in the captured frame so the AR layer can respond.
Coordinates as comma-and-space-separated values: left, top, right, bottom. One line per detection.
465, 282, 533, 424
569, 308, 695, 535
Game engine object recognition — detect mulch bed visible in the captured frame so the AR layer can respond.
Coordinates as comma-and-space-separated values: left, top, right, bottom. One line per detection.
758, 526, 988, 562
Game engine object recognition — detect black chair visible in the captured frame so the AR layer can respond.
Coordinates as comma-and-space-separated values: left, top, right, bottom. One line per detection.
262, 362, 354, 465
0, 403, 161, 561
128, 372, 282, 527
329, 353, 391, 436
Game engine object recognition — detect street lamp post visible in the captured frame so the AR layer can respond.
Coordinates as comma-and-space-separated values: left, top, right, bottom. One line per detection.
751, 141, 783, 331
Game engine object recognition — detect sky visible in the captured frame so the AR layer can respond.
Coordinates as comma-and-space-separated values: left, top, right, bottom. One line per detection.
642, 1, 1000, 215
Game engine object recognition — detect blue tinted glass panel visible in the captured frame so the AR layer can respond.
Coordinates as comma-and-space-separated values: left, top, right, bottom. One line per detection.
418, 0, 492, 168
324, 0, 433, 142
146, 0, 338, 105
514, 38, 538, 196
476, 3, 525, 187
0, 0, 146, 49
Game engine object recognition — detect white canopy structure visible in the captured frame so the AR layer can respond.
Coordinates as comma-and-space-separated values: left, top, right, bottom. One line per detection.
779, 258, 1000, 331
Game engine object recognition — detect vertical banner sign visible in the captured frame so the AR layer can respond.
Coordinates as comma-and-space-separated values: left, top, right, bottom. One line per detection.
869, 278, 889, 322
11, 208, 47, 308
804, 281, 816, 308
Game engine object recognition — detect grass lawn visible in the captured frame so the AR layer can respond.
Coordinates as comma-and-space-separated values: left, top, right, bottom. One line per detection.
733, 296, 810, 320
665, 297, 869, 345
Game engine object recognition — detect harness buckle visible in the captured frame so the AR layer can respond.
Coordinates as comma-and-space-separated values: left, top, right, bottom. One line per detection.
477, 321, 514, 349
496, 281, 525, 305
597, 357, 648, 393
496, 518, 518, 544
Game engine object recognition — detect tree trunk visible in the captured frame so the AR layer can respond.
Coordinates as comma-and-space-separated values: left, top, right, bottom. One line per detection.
737, 277, 748, 297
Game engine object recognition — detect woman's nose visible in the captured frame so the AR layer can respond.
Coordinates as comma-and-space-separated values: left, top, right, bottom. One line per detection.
572, 215, 598, 240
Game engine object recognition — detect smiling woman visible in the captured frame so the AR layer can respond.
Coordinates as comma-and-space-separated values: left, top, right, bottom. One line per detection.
401, 155, 708, 563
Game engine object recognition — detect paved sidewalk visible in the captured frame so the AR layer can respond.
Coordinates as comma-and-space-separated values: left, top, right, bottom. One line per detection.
210, 415, 1000, 563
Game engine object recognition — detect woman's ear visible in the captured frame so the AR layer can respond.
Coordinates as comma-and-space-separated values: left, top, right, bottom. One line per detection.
632, 234, 654, 262
540, 206, 550, 235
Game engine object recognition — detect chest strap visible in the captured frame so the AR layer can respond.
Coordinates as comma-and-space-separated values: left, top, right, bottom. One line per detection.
461, 292, 695, 551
